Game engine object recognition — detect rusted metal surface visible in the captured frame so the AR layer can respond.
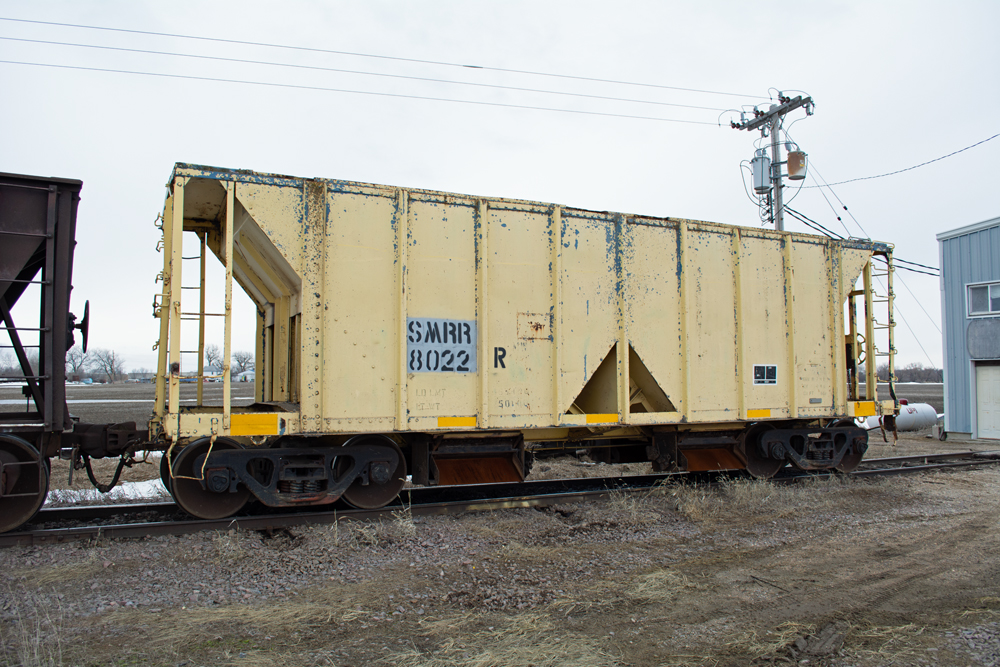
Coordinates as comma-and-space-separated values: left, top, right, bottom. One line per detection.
681, 448, 745, 472
0, 172, 82, 440
434, 457, 524, 485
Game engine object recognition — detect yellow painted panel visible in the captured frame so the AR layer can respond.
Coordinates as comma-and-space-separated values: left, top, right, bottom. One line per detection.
740, 234, 792, 414
406, 199, 478, 418
231, 413, 280, 436
234, 182, 304, 272
559, 213, 618, 412
747, 408, 771, 419
840, 248, 871, 304
852, 401, 878, 417
686, 228, 738, 413
791, 241, 835, 409
324, 189, 398, 419
586, 413, 619, 424
625, 222, 682, 415
488, 207, 553, 417
437, 416, 477, 427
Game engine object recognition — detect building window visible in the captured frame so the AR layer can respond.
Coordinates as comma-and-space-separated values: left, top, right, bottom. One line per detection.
968, 282, 1000, 316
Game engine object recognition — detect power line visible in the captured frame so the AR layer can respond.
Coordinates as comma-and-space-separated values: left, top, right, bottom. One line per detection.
0, 36, 731, 113
803, 132, 1000, 188
893, 302, 937, 367
807, 163, 871, 238
893, 265, 939, 277
0, 16, 768, 100
784, 206, 844, 239
893, 257, 939, 272
892, 268, 942, 333
0, 59, 722, 125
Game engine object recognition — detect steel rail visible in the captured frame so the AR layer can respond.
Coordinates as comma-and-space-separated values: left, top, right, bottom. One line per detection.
4, 450, 999, 547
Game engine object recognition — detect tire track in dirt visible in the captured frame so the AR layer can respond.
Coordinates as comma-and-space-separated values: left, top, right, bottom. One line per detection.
726, 512, 1000, 628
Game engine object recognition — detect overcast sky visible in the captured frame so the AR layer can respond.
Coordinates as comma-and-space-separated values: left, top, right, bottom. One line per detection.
2, 1, 998, 373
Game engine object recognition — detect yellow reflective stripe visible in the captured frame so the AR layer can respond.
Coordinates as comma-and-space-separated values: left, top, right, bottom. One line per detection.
853, 401, 878, 417
437, 416, 477, 428
585, 414, 620, 424
230, 413, 279, 436
747, 409, 771, 419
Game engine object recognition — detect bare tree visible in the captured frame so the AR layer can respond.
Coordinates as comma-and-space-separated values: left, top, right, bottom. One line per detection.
205, 344, 223, 373
66, 345, 91, 375
894, 362, 943, 383
232, 350, 254, 375
0, 350, 16, 377
91, 348, 126, 383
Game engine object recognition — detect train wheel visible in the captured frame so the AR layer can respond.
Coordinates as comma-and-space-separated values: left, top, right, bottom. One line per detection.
337, 437, 406, 509
171, 438, 250, 520
833, 419, 866, 472
0, 435, 49, 533
742, 424, 784, 479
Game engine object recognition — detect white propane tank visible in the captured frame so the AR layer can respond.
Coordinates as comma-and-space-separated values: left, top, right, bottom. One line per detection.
752, 151, 771, 194
864, 400, 939, 431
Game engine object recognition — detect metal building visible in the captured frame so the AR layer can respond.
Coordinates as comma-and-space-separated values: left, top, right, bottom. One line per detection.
938, 216, 1000, 439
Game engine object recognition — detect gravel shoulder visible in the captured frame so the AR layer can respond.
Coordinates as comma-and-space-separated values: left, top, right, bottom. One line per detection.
4, 434, 1000, 666
5, 382, 1000, 665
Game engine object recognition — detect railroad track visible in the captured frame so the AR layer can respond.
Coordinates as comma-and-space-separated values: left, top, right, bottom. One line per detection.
3, 450, 998, 548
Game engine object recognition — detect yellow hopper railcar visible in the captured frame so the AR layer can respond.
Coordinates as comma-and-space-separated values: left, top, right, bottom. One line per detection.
151, 163, 898, 520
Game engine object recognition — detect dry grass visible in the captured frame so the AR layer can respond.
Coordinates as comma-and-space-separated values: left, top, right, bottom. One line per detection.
1, 587, 64, 667
6, 548, 104, 587
381, 611, 618, 667
843, 620, 932, 663
627, 568, 701, 603
341, 506, 418, 550
720, 620, 816, 660
664, 474, 908, 525
606, 488, 660, 528
550, 566, 701, 618
212, 529, 248, 563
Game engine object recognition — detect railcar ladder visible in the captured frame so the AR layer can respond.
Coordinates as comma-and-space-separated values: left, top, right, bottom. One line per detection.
151, 179, 236, 440
847, 250, 896, 409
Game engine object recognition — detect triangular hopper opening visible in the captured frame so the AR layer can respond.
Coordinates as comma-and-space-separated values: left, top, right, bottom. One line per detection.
628, 346, 676, 413
568, 344, 676, 415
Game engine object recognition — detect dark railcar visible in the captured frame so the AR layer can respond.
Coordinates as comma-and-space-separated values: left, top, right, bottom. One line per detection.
0, 172, 142, 532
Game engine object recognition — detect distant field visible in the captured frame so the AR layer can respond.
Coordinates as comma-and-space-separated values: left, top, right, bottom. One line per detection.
1, 381, 945, 424
866, 382, 944, 413
0, 381, 256, 425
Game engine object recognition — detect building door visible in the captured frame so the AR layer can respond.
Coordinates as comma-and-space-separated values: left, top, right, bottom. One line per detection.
978, 364, 1000, 439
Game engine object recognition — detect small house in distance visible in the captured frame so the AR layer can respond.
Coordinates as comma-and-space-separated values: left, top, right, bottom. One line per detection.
938, 215, 1000, 439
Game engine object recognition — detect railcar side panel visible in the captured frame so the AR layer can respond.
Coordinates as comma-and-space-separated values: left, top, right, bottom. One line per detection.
154, 164, 896, 442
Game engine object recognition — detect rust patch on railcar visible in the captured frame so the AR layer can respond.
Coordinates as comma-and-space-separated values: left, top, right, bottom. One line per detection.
682, 448, 744, 472
435, 457, 524, 485
517, 312, 551, 340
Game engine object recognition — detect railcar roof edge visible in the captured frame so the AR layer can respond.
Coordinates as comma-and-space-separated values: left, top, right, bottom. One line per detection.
168, 162, 891, 254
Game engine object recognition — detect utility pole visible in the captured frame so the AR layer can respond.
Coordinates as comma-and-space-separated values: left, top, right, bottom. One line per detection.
732, 94, 813, 231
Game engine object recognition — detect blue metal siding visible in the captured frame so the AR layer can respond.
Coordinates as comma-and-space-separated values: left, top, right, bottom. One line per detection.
940, 222, 1000, 433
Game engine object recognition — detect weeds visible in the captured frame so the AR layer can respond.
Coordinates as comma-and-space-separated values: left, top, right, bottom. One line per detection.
381, 611, 617, 667
212, 528, 247, 563
663, 474, 909, 525
342, 505, 418, 550
1, 586, 64, 667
